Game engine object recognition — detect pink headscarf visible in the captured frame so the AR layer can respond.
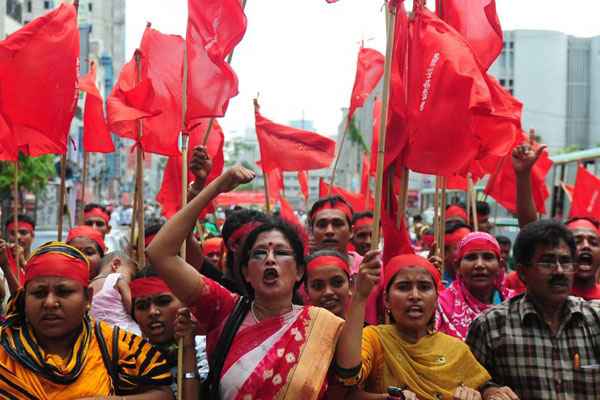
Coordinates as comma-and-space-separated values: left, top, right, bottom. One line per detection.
436, 231, 514, 340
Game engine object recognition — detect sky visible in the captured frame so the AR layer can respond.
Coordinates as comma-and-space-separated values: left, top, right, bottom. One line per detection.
125, 0, 600, 140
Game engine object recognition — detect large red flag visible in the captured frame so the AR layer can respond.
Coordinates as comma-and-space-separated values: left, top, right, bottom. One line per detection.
404, 7, 493, 176
437, 0, 502, 71
381, 211, 414, 266
279, 195, 303, 228
156, 120, 225, 218
0, 3, 78, 160
186, 0, 247, 119
298, 171, 309, 201
319, 178, 373, 213
79, 61, 115, 153
347, 48, 385, 122
108, 27, 183, 156
569, 166, 600, 219
255, 105, 336, 173
483, 132, 552, 214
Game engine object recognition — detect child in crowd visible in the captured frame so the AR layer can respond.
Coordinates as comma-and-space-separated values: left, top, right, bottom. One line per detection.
90, 251, 141, 335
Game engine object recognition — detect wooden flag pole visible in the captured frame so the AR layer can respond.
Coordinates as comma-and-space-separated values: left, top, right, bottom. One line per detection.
439, 176, 447, 263
134, 51, 145, 268
433, 177, 441, 255
57, 154, 67, 241
371, 2, 397, 250
13, 161, 20, 272
79, 151, 89, 224
263, 172, 271, 214
396, 167, 410, 228
328, 122, 349, 192
468, 173, 479, 231
201, 0, 249, 146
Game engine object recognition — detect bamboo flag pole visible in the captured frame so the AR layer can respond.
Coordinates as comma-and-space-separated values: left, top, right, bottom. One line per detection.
263, 171, 271, 214
439, 176, 447, 263
468, 173, 479, 231
396, 167, 410, 228
57, 154, 67, 241
433, 177, 440, 255
201, 0, 249, 146
13, 161, 20, 273
328, 122, 349, 192
371, 2, 397, 250
79, 151, 89, 224
134, 51, 145, 268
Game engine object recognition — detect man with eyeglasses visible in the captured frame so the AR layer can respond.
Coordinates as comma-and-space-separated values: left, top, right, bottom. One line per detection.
466, 220, 600, 399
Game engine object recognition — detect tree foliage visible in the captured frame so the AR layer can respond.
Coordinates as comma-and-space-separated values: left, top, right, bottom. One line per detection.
348, 117, 368, 152
0, 154, 56, 197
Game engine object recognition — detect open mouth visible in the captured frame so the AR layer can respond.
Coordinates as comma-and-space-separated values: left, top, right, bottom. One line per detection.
149, 321, 165, 333
406, 305, 424, 318
263, 268, 279, 285
577, 253, 594, 271
41, 314, 62, 323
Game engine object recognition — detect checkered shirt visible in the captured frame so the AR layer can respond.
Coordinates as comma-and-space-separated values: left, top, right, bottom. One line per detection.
466, 293, 600, 399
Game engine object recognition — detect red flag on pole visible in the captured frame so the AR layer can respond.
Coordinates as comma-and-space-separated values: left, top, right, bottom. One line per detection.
107, 27, 183, 156
298, 171, 309, 201
0, 3, 79, 160
437, 0, 503, 71
79, 61, 115, 153
347, 48, 385, 122
156, 120, 225, 218
562, 182, 575, 202
255, 105, 336, 173
186, 0, 247, 119
319, 178, 372, 212
381, 210, 414, 266
279, 194, 303, 228
569, 166, 600, 219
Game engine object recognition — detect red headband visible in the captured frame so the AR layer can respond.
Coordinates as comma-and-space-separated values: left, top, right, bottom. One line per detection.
84, 207, 110, 225
144, 233, 156, 248
445, 205, 468, 222
384, 254, 441, 292
457, 232, 500, 261
227, 221, 263, 251
312, 202, 353, 222
567, 219, 600, 235
353, 217, 374, 229
26, 247, 89, 287
67, 225, 107, 253
203, 237, 223, 255
307, 255, 350, 276
130, 277, 172, 299
6, 221, 34, 233
445, 227, 472, 246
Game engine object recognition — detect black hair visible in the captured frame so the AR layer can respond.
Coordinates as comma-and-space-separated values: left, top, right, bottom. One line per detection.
445, 219, 472, 235
5, 214, 35, 230
144, 222, 164, 238
352, 211, 373, 225
221, 208, 269, 287
238, 217, 306, 299
476, 201, 490, 216
413, 214, 423, 223
84, 203, 110, 216
308, 196, 353, 228
513, 219, 576, 267
496, 235, 512, 248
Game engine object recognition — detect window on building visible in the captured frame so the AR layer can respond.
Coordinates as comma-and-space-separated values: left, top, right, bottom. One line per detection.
26, 1, 32, 13
88, 2, 93, 12
44, 1, 50, 9
509, 79, 514, 87
23, 20, 30, 25
499, 79, 506, 86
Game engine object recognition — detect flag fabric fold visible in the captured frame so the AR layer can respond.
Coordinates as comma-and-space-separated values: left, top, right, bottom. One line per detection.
79, 61, 115, 153
255, 105, 336, 173
186, 0, 247, 119
298, 171, 309, 201
347, 48, 385, 122
0, 3, 79, 160
319, 178, 372, 212
569, 166, 600, 219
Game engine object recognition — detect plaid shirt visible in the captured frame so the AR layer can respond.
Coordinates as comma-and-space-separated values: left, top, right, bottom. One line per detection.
466, 293, 600, 399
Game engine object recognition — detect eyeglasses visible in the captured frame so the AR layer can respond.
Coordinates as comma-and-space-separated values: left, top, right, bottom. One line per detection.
249, 248, 295, 262
85, 220, 106, 228
535, 257, 575, 272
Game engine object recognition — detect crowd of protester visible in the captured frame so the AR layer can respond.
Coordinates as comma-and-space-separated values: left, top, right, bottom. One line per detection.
0, 143, 597, 399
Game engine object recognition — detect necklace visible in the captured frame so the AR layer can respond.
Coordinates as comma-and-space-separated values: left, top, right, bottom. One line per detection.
251, 302, 293, 322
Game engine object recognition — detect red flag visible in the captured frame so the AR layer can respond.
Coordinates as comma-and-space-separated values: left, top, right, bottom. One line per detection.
279, 195, 302, 228
437, 0, 503, 70
483, 132, 552, 214
361, 152, 370, 193
186, 0, 247, 119
569, 166, 600, 219
382, 211, 414, 266
319, 178, 372, 212
404, 7, 493, 176
0, 3, 78, 160
156, 120, 225, 218
446, 175, 469, 191
347, 48, 385, 122
108, 27, 183, 156
255, 105, 336, 173
79, 61, 115, 153
298, 171, 309, 201
370, 97, 382, 176
562, 182, 574, 202
214, 191, 266, 207
266, 167, 283, 202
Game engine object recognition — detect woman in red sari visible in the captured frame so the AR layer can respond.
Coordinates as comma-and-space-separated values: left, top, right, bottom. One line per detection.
147, 166, 344, 400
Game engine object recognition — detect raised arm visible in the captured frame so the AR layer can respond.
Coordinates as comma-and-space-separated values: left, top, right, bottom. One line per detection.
513, 143, 546, 228
145, 166, 255, 305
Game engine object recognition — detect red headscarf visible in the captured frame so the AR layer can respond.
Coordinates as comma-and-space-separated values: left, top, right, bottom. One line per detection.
25, 242, 90, 286
445, 227, 472, 247
456, 231, 501, 261
383, 254, 441, 292
6, 221, 34, 234
67, 225, 107, 253
203, 237, 223, 256
130, 277, 172, 299
567, 218, 600, 235
84, 207, 110, 225
353, 215, 374, 229
445, 205, 468, 222
311, 201, 353, 222
307, 254, 351, 276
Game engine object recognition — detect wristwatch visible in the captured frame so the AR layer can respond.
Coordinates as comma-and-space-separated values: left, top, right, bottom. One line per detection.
183, 371, 197, 379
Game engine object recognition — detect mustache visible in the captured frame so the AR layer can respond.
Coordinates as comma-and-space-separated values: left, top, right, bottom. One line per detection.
548, 275, 570, 286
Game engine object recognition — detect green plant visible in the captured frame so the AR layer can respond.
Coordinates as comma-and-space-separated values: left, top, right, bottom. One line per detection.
0, 154, 55, 196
